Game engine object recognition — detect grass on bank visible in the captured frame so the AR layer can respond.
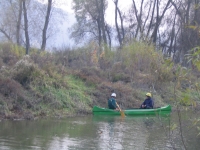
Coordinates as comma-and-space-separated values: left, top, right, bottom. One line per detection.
0, 42, 200, 119
0, 44, 95, 119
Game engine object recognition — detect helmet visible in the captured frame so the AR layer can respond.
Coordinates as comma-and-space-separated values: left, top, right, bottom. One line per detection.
146, 93, 151, 97
111, 93, 116, 97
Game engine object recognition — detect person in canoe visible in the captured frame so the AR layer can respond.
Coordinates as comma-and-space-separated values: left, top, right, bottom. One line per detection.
108, 93, 119, 110
140, 93, 154, 109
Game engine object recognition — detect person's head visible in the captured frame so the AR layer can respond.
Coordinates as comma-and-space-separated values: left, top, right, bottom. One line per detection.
146, 92, 151, 98
111, 93, 116, 98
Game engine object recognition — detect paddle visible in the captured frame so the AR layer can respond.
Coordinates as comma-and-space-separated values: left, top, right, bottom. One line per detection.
116, 103, 125, 117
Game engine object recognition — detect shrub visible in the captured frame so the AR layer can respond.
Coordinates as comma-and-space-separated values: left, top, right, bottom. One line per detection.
0, 78, 22, 98
12, 55, 43, 86
0, 43, 17, 66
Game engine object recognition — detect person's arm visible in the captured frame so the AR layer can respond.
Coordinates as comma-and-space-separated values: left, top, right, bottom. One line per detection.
142, 99, 146, 106
112, 99, 117, 109
116, 102, 121, 111
150, 99, 154, 108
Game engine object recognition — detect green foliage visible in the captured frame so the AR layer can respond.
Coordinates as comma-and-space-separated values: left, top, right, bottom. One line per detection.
186, 47, 200, 70
1, 41, 200, 120
119, 41, 174, 86
155, 58, 174, 82
71, 0, 108, 44
11, 44, 25, 58
0, 44, 95, 118
168, 65, 195, 106
31, 75, 93, 115
179, 89, 192, 106
121, 41, 156, 72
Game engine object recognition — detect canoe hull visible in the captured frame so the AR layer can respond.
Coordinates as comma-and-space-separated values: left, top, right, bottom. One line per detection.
92, 105, 171, 116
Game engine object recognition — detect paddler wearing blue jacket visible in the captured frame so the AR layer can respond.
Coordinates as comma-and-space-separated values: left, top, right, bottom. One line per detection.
140, 93, 154, 109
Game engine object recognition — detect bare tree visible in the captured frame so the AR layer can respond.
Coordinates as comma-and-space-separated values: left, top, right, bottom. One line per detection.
16, 0, 23, 45
113, 0, 125, 48
150, 0, 171, 43
41, 0, 52, 50
0, 0, 66, 51
98, 0, 107, 45
22, 0, 30, 55
132, 0, 144, 39
169, 0, 200, 65
0, 0, 22, 43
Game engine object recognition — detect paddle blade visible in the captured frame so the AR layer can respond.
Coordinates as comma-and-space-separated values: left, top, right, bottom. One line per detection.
120, 110, 126, 117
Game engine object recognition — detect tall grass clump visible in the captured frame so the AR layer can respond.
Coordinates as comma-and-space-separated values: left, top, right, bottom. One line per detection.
119, 41, 174, 89
0, 43, 25, 66
53, 43, 102, 69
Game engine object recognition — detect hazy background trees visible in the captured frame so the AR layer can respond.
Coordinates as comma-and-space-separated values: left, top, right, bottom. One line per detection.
0, 0, 200, 65
69, 0, 200, 66
0, 0, 67, 53
70, 0, 109, 52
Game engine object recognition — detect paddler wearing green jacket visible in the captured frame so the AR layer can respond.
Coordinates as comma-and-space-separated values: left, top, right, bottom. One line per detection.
108, 93, 119, 110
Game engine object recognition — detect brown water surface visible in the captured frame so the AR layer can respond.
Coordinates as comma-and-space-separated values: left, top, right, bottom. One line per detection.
0, 111, 199, 150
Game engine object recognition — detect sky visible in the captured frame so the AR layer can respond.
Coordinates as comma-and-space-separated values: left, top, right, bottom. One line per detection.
37, 0, 133, 49
37, 0, 132, 25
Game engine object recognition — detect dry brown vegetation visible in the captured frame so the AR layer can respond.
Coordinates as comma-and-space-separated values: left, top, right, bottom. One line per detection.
0, 42, 199, 120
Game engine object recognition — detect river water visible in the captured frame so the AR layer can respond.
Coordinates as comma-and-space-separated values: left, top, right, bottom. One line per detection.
0, 111, 199, 150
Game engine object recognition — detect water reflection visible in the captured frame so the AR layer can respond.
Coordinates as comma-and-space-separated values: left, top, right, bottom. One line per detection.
95, 116, 123, 150
0, 112, 199, 150
93, 116, 157, 150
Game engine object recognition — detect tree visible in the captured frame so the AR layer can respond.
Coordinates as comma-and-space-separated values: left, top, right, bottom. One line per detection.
22, 0, 30, 55
126, 0, 171, 44
150, 0, 171, 43
132, 0, 144, 39
113, 0, 125, 48
16, 0, 23, 45
0, 0, 66, 51
168, 0, 200, 65
41, 0, 52, 50
0, 0, 23, 44
98, 0, 107, 45
71, 0, 108, 50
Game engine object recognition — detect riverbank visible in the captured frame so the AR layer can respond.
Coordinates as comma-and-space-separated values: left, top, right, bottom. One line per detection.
0, 42, 199, 120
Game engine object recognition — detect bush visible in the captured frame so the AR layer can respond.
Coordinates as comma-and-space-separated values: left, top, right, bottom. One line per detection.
12, 55, 43, 86
0, 78, 22, 98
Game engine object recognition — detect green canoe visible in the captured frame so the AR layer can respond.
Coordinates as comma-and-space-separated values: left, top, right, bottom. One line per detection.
92, 105, 171, 116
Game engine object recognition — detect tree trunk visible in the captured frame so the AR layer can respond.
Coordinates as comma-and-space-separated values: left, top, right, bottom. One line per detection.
151, 0, 171, 43
22, 0, 30, 55
99, 0, 107, 45
16, 0, 23, 45
41, 0, 52, 51
146, 0, 156, 38
132, 0, 144, 39
114, 0, 122, 47
105, 24, 111, 49
97, 17, 102, 50
117, 5, 125, 45
142, 1, 152, 37
95, 0, 107, 48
